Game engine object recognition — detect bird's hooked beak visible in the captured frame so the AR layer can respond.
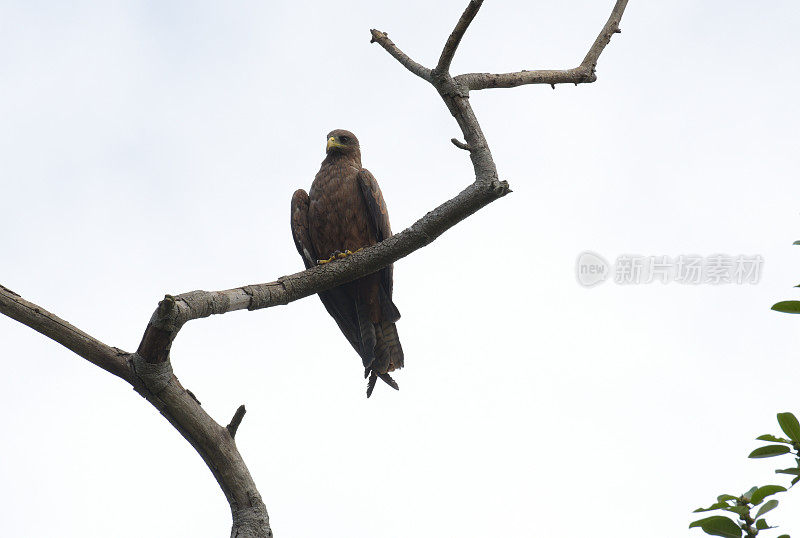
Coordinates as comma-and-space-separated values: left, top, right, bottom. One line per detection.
326, 136, 344, 152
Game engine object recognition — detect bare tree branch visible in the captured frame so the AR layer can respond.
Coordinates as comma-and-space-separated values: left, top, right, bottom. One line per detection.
0, 284, 131, 381
227, 405, 247, 438
129, 355, 270, 538
456, 67, 595, 91
136, 179, 508, 365
455, 0, 629, 91
451, 138, 472, 151
369, 30, 432, 82
581, 0, 629, 72
0, 285, 272, 538
435, 0, 483, 75
1, 1, 628, 536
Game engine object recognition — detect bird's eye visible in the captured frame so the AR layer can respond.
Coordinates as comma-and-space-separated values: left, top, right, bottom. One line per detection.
340, 136, 349, 143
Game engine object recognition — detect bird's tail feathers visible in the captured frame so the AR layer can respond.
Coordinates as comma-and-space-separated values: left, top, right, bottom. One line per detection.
366, 371, 378, 397
366, 371, 399, 398
374, 321, 404, 372
365, 321, 404, 397
379, 373, 399, 390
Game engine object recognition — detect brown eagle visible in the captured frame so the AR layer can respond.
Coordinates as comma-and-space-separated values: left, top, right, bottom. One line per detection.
290, 129, 404, 397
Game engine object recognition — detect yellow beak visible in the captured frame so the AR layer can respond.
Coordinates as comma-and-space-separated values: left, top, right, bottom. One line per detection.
326, 136, 344, 151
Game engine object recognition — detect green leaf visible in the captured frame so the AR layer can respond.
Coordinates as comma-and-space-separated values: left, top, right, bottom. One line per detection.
775, 468, 800, 475
689, 516, 742, 537
772, 301, 800, 314
751, 485, 786, 505
695, 502, 731, 513
723, 505, 749, 516
757, 434, 791, 444
717, 494, 738, 503
743, 486, 759, 502
749, 445, 792, 458
778, 413, 800, 442
756, 518, 772, 530
755, 499, 779, 519
793, 241, 800, 245
792, 476, 800, 487
777, 535, 790, 538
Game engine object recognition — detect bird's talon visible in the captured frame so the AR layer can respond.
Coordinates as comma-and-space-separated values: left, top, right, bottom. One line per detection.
318, 250, 345, 264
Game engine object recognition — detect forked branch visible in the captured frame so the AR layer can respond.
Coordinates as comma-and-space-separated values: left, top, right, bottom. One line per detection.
448, 0, 629, 91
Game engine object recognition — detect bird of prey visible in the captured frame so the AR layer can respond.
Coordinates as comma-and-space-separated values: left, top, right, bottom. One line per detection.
290, 129, 404, 397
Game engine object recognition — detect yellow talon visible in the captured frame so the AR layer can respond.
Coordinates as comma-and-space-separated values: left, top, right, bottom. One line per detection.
317, 248, 364, 265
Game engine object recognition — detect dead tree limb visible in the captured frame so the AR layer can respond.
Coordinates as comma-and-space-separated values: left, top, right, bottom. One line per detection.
0, 285, 271, 538
0, 1, 627, 536
454, 0, 629, 90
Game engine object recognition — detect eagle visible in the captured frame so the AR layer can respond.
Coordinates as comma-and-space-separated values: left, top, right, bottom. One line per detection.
290, 129, 404, 397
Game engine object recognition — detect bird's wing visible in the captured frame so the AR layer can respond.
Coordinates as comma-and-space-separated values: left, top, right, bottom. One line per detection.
356, 169, 392, 242
291, 188, 370, 362
357, 169, 400, 322
290, 189, 317, 269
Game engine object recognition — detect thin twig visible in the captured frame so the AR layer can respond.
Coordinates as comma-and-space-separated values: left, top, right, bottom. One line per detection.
451, 138, 472, 151
581, 0, 629, 71
369, 30, 432, 82
435, 0, 484, 75
227, 405, 247, 439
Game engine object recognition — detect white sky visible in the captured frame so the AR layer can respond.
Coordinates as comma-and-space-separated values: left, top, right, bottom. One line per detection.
2, 1, 800, 537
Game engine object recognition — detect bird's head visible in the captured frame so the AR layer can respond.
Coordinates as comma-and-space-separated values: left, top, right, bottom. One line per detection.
325, 129, 360, 158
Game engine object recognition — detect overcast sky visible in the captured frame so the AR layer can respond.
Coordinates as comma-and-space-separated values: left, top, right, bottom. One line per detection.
2, 1, 800, 537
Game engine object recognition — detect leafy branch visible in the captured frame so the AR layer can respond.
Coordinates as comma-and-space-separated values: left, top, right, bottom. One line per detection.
749, 413, 800, 488
691, 486, 786, 538
690, 413, 800, 538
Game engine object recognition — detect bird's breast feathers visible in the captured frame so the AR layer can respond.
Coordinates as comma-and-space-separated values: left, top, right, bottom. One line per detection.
308, 163, 374, 256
